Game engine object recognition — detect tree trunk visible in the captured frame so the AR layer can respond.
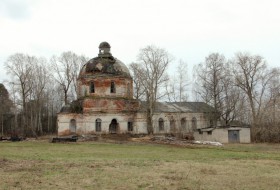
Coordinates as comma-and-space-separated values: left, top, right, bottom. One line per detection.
146, 108, 153, 134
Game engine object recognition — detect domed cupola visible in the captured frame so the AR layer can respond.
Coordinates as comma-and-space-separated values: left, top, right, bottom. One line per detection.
98, 41, 112, 58
79, 42, 131, 78
77, 42, 133, 99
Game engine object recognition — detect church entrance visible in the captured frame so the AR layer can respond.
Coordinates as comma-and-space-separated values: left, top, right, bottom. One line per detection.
109, 119, 118, 133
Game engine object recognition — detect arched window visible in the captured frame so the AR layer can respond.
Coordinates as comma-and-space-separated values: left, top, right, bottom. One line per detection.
181, 118, 186, 131
170, 119, 176, 132
192, 117, 197, 131
210, 120, 214, 127
69, 119, 76, 133
128, 121, 133, 132
110, 81, 116, 93
159, 118, 164, 131
95, 118, 102, 132
90, 82, 95, 93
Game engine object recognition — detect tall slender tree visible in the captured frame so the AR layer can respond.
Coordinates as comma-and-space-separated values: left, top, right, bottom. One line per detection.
129, 45, 172, 134
5, 53, 36, 135
165, 60, 189, 102
194, 53, 226, 125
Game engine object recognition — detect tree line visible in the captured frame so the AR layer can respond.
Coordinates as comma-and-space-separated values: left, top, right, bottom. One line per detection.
1, 46, 280, 142
2, 52, 87, 137
193, 53, 280, 142
129, 47, 280, 142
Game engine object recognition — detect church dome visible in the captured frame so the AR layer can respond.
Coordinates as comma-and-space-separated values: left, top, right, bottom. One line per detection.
79, 42, 131, 78
99, 41, 111, 48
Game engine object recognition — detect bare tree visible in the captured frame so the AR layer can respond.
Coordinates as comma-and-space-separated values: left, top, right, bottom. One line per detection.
71, 55, 88, 99
129, 62, 145, 100
165, 60, 189, 102
130, 45, 172, 134
29, 58, 50, 135
5, 54, 58, 136
219, 63, 244, 125
0, 83, 13, 136
51, 51, 81, 105
233, 53, 265, 123
194, 53, 226, 125
264, 68, 280, 124
232, 52, 276, 140
5, 53, 35, 135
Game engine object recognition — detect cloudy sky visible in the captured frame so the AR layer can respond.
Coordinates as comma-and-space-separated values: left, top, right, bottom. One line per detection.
1, 0, 280, 83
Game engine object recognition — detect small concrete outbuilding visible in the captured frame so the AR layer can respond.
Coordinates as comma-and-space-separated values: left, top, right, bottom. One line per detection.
193, 122, 251, 143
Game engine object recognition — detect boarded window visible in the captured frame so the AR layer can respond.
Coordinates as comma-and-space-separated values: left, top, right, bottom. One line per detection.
95, 118, 102, 132
90, 82, 95, 93
110, 81, 116, 93
128, 121, 133, 131
159, 118, 164, 131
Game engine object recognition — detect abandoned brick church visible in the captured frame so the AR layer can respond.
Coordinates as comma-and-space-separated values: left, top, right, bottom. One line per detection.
57, 42, 250, 143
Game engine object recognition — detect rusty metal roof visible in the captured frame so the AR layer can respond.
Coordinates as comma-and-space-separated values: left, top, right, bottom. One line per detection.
99, 41, 111, 48
139, 101, 215, 113
79, 42, 131, 78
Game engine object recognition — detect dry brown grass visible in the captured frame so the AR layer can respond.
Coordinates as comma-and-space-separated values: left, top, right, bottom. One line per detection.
0, 141, 280, 189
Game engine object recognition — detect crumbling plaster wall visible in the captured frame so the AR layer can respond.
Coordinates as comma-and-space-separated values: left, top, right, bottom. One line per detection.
151, 112, 210, 134
83, 98, 139, 113
78, 77, 133, 98
58, 112, 144, 136
127, 112, 211, 135
57, 110, 212, 136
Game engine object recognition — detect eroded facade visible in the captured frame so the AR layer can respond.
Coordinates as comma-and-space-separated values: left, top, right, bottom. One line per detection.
57, 42, 221, 138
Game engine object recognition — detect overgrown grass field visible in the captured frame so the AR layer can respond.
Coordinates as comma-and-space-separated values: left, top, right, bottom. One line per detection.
1, 141, 280, 189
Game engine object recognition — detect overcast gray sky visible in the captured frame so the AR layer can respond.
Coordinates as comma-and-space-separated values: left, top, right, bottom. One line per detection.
1, 0, 280, 83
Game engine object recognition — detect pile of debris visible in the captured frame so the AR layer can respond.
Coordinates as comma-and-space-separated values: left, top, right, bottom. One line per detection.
0, 136, 25, 142
149, 136, 193, 146
149, 136, 223, 146
50, 135, 78, 143
193, 140, 223, 146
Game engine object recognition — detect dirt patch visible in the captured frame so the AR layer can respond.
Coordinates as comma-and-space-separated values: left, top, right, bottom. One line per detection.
86, 134, 198, 147
0, 158, 10, 167
0, 158, 42, 172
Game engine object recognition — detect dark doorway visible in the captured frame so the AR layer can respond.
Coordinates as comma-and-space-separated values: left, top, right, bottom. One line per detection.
228, 130, 240, 143
109, 119, 118, 133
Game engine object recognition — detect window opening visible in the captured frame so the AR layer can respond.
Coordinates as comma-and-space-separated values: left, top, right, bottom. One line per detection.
192, 117, 197, 131
159, 118, 164, 131
111, 81, 116, 93
181, 118, 186, 130
90, 82, 95, 93
128, 121, 133, 132
96, 118, 101, 132
69, 119, 76, 133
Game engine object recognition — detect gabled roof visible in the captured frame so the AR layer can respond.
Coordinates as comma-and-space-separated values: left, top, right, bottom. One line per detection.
139, 101, 215, 113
